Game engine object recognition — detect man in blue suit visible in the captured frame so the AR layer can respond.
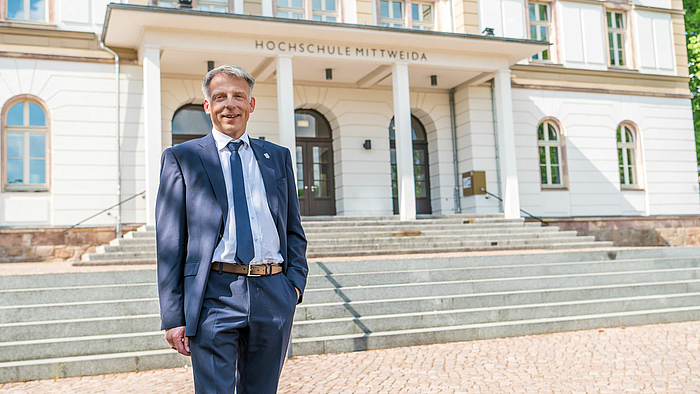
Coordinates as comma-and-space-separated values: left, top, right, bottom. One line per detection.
156, 64, 308, 394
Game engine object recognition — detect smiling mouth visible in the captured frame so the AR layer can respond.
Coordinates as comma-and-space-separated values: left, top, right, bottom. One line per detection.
223, 114, 240, 119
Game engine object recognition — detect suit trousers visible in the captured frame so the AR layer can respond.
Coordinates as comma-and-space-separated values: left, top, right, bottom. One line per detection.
189, 268, 298, 394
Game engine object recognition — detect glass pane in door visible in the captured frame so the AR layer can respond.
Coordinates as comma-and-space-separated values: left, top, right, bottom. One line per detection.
296, 145, 304, 198
312, 146, 331, 197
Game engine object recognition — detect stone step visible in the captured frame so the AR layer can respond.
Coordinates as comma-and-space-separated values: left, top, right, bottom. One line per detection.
304, 226, 562, 239
306, 241, 613, 258
0, 283, 158, 306
292, 292, 700, 339
0, 270, 156, 291
301, 266, 700, 304
0, 299, 159, 324
291, 305, 700, 356
306, 231, 581, 246
306, 247, 700, 274
81, 252, 157, 261
301, 217, 525, 228
0, 332, 167, 363
295, 279, 700, 321
0, 349, 190, 384
0, 315, 161, 342
302, 222, 537, 233
304, 256, 700, 289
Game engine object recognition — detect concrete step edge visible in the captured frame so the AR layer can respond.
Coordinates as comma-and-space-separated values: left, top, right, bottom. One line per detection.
0, 331, 163, 348
292, 304, 700, 344
304, 266, 700, 293
294, 291, 700, 326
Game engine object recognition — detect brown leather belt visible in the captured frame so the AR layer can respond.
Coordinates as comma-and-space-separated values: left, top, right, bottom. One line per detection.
211, 262, 283, 277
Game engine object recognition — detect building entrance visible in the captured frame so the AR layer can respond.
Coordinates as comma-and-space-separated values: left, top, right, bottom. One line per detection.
295, 110, 336, 216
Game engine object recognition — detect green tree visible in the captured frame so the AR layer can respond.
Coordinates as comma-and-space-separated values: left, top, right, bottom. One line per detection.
685, 0, 700, 165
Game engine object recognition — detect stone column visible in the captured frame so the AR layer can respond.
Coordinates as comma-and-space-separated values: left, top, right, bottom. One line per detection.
392, 62, 416, 221
142, 45, 162, 227
493, 69, 520, 219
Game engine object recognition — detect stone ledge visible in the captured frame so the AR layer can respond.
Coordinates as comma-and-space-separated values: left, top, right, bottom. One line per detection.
0, 225, 141, 263
527, 216, 700, 247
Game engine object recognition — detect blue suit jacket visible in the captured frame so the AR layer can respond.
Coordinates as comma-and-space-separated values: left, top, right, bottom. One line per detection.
155, 132, 308, 337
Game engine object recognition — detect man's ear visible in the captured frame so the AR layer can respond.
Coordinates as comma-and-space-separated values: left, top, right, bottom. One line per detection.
249, 97, 256, 114
203, 99, 211, 115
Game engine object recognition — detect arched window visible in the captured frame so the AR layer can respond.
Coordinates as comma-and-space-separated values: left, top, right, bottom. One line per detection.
617, 123, 639, 188
171, 104, 212, 145
537, 119, 565, 188
3, 97, 49, 191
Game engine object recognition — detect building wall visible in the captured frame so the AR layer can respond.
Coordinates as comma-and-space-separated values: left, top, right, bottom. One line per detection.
513, 88, 700, 217
0, 58, 145, 227
453, 84, 501, 213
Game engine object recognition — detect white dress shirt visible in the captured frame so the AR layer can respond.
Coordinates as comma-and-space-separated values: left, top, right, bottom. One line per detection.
211, 128, 283, 265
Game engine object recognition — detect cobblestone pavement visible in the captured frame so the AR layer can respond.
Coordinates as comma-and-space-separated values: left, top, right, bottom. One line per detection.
1, 321, 699, 393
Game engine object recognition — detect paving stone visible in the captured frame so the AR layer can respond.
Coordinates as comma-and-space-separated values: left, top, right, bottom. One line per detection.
1, 321, 698, 393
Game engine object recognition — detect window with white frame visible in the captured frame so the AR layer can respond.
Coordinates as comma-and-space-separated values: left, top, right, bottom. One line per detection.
198, 0, 228, 12
6, 0, 47, 22
528, 2, 550, 61
379, 0, 435, 29
312, 0, 337, 21
156, 1, 177, 7
277, 0, 304, 19
380, 0, 403, 27
617, 123, 638, 188
277, 0, 338, 21
3, 98, 49, 191
411, 2, 434, 30
606, 11, 626, 67
538, 120, 564, 188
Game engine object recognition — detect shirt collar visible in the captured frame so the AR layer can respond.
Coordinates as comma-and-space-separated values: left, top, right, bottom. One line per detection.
212, 128, 250, 152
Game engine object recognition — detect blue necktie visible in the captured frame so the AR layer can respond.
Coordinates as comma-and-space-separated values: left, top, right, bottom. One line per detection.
227, 140, 254, 265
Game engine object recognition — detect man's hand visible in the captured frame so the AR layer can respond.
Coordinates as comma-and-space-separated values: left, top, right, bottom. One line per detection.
165, 326, 190, 356
295, 287, 301, 303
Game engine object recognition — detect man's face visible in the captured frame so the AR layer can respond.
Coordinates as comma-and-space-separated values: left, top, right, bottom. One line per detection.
204, 73, 256, 139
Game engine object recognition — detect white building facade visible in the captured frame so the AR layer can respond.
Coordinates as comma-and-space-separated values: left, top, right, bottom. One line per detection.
0, 0, 697, 228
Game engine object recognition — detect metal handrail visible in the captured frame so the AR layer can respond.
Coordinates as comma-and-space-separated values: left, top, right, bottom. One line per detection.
479, 188, 549, 226
62, 191, 146, 233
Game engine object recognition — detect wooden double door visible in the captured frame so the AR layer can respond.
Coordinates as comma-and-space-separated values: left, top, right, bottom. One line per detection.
296, 139, 336, 216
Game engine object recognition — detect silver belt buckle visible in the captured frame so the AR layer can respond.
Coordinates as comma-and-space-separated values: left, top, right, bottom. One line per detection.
247, 264, 263, 277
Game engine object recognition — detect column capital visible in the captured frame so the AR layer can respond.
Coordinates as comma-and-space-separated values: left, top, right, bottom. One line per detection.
277, 53, 294, 59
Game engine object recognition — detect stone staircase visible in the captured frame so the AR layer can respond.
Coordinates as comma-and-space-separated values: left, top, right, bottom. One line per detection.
2, 246, 700, 382
79, 214, 612, 264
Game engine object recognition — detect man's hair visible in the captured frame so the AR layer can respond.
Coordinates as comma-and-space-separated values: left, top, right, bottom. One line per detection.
202, 65, 255, 100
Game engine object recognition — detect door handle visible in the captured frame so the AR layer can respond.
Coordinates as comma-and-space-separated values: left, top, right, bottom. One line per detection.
311, 185, 317, 192
304, 185, 309, 190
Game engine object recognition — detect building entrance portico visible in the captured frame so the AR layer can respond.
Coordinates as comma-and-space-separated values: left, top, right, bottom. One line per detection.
101, 4, 546, 225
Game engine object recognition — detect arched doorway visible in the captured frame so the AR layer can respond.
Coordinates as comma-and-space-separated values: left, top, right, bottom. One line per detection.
389, 115, 431, 215
171, 104, 212, 145
295, 109, 336, 216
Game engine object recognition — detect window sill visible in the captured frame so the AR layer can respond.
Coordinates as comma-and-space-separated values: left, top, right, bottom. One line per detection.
0, 20, 57, 29
620, 187, 645, 192
541, 186, 568, 191
607, 66, 639, 73
3, 186, 50, 193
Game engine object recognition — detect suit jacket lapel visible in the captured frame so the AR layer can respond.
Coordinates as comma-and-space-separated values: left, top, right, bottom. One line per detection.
197, 133, 228, 220
250, 139, 279, 225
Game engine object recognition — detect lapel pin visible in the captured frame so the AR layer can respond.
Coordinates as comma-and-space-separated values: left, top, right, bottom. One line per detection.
264, 153, 270, 159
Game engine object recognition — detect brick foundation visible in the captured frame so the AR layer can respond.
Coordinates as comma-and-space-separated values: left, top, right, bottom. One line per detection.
0, 226, 140, 263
